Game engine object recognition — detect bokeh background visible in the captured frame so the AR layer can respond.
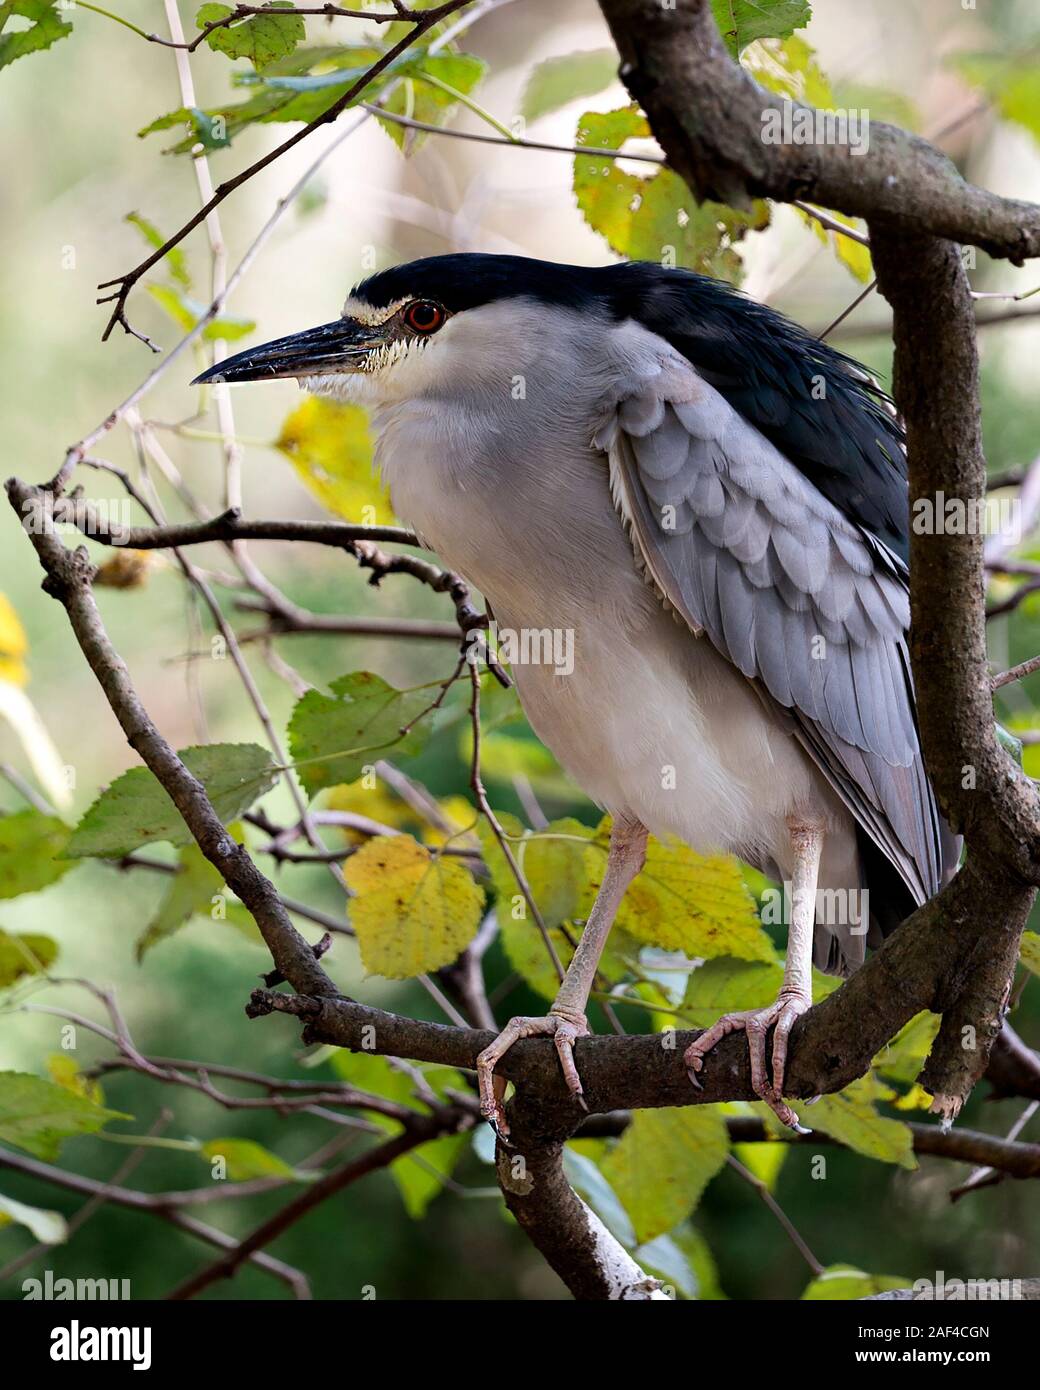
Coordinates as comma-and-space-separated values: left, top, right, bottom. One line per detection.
2, 0, 1040, 1299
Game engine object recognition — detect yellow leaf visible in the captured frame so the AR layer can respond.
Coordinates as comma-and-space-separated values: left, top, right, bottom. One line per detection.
587, 820, 776, 963
1020, 929, 1040, 977
344, 834, 484, 978
276, 397, 395, 523
46, 1054, 103, 1106
95, 550, 154, 589
0, 592, 28, 687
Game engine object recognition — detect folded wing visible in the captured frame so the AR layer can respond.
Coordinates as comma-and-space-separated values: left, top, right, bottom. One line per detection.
598, 367, 950, 910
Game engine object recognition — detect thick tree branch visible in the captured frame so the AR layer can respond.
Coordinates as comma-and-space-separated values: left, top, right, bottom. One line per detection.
596, 0, 1040, 263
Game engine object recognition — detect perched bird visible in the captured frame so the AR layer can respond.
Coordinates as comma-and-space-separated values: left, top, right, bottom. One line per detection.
195, 254, 958, 1132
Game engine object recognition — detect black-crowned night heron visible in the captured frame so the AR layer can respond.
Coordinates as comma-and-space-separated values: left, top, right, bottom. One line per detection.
195, 253, 959, 1133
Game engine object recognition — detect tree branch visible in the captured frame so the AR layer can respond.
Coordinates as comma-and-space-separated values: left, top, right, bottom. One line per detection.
596, 0, 1040, 263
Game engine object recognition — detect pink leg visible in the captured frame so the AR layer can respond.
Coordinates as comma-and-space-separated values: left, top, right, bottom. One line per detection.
477, 817, 648, 1137
684, 817, 823, 1130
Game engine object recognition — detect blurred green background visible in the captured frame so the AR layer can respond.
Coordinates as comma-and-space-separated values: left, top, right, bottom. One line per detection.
1, 0, 1040, 1300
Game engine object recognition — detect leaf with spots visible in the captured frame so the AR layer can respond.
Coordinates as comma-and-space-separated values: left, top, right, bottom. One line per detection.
574, 106, 769, 283
586, 821, 776, 963
288, 673, 434, 799
344, 834, 484, 978
601, 1107, 730, 1243
64, 744, 279, 859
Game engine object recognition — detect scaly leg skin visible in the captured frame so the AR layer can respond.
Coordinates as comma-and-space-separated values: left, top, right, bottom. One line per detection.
684, 817, 823, 1131
477, 817, 648, 1139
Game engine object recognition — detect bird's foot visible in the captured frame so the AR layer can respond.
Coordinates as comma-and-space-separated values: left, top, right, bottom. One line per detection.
476, 1006, 589, 1139
683, 990, 811, 1132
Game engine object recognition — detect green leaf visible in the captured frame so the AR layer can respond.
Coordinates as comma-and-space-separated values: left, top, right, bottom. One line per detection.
0, 810, 71, 897
874, 1010, 941, 1084
288, 673, 434, 798
587, 822, 776, 963
574, 106, 769, 283
0, 1191, 67, 1244
0, 0, 71, 72
671, 1224, 727, 1299
0, 1072, 129, 1161
200, 1137, 309, 1182
684, 956, 838, 1024
135, 831, 245, 962
125, 213, 192, 290
275, 397, 394, 523
832, 81, 919, 132
478, 814, 594, 930
1020, 929, 1040, 978
343, 834, 484, 978
0, 929, 57, 986
376, 51, 487, 152
520, 50, 618, 123
64, 744, 279, 859
709, 0, 812, 59
949, 52, 1040, 146
197, 1, 305, 70
147, 284, 256, 342
601, 1107, 729, 1243
143, 38, 462, 155
800, 1074, 916, 1169
329, 1051, 467, 1212
479, 814, 642, 999
391, 1131, 467, 1217
802, 1264, 911, 1300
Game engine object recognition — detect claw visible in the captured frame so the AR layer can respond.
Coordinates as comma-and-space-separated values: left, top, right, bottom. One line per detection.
476, 1011, 590, 1133
682, 993, 811, 1132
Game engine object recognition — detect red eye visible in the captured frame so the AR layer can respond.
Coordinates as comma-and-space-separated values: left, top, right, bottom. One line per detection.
405, 300, 445, 334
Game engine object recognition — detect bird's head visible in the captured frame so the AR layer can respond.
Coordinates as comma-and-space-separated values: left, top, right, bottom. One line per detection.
192, 253, 613, 406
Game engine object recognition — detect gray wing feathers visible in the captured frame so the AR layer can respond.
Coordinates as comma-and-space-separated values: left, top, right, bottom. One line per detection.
608, 381, 947, 906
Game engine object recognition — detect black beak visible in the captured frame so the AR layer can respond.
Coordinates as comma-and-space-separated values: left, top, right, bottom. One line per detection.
191, 318, 377, 385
